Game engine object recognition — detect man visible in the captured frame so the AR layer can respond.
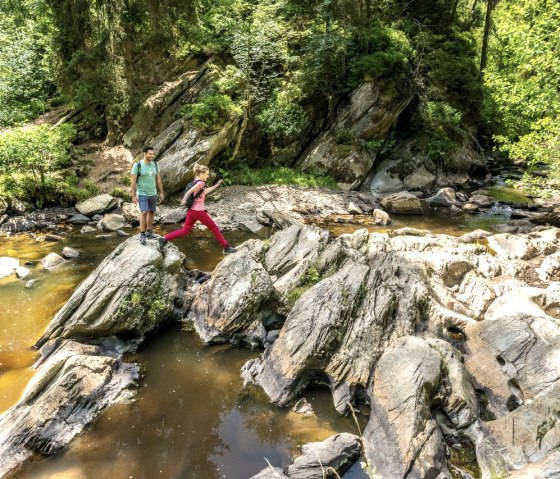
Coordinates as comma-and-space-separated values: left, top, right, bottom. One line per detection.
131, 145, 164, 245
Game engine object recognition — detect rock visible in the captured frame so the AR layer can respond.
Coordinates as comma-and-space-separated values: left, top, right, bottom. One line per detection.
257, 209, 302, 229
347, 201, 363, 215
232, 213, 264, 234
372, 208, 391, 226
40, 253, 66, 270
61, 247, 80, 259
9, 198, 29, 214
476, 398, 560, 476
117, 229, 130, 237
101, 213, 127, 232
505, 450, 560, 479
369, 159, 405, 194
287, 433, 361, 479
426, 187, 457, 207
463, 202, 479, 213
363, 336, 449, 479
187, 249, 275, 347
95, 233, 115, 239
264, 225, 329, 297
292, 398, 315, 417
487, 234, 538, 260
459, 229, 492, 243
121, 202, 141, 225
249, 467, 290, 479
76, 194, 117, 216
15, 267, 30, 279
159, 207, 186, 224
493, 219, 536, 235
25, 279, 38, 288
536, 252, 560, 281
45, 234, 63, 241
91, 214, 103, 221
468, 194, 494, 208
68, 214, 91, 224
35, 236, 187, 348
380, 191, 423, 215
80, 225, 96, 234
297, 81, 413, 189
465, 309, 560, 417
0, 340, 140, 477
0, 257, 19, 278
0, 196, 9, 215
0, 214, 8, 226
403, 165, 437, 191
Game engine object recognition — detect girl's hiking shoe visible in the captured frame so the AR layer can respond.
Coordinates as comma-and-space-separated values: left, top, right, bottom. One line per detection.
223, 245, 237, 254
158, 236, 167, 249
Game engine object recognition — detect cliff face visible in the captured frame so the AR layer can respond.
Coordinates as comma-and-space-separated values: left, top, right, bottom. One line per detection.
111, 57, 484, 195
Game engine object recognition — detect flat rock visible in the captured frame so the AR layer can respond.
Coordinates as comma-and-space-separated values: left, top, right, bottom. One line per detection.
287, 433, 361, 479
380, 191, 423, 215
80, 225, 96, 233
347, 201, 363, 214
69, 214, 90, 224
61, 247, 80, 259
487, 234, 538, 260
75, 194, 117, 216
233, 213, 263, 234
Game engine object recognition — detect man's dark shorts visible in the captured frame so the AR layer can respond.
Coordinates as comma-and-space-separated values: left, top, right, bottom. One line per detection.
138, 195, 158, 212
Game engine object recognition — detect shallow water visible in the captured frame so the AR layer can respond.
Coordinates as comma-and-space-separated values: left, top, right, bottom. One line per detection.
1, 226, 369, 479
1, 213, 505, 478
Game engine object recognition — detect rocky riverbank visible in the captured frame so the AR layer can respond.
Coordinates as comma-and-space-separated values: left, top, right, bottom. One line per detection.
2, 219, 560, 477
2, 183, 560, 239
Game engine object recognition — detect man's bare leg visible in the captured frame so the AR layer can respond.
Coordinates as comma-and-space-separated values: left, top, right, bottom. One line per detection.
147, 211, 155, 232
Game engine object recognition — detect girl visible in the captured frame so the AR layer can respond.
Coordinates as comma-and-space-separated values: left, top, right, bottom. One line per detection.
159, 164, 237, 253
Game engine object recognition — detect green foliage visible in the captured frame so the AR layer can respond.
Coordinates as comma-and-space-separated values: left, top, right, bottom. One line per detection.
482, 0, 560, 178
0, 0, 54, 126
111, 187, 132, 201
0, 123, 96, 207
181, 94, 242, 129
226, 165, 338, 188
257, 84, 308, 140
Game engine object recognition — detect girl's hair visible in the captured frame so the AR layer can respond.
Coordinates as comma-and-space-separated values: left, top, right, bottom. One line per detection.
193, 164, 209, 176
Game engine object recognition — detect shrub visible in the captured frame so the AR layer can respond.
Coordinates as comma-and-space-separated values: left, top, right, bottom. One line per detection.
181, 94, 242, 129
0, 123, 90, 207
226, 165, 338, 188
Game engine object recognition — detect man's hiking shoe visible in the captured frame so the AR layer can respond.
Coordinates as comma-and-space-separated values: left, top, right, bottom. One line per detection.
146, 230, 155, 239
158, 236, 167, 249
223, 245, 237, 254
140, 233, 147, 245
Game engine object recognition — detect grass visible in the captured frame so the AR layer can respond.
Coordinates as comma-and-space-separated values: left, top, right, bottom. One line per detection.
225, 166, 338, 189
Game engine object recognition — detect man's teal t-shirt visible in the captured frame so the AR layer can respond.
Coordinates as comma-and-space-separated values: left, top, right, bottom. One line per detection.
131, 161, 158, 196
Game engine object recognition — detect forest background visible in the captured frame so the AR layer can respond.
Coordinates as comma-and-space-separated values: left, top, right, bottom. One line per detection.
0, 0, 558, 207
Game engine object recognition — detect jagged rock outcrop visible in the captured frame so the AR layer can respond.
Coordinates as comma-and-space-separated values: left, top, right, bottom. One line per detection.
35, 235, 188, 348
296, 81, 413, 190
185, 224, 560, 478
0, 339, 139, 477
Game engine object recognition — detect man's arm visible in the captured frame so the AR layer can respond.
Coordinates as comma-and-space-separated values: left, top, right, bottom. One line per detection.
131, 174, 138, 204
156, 173, 164, 202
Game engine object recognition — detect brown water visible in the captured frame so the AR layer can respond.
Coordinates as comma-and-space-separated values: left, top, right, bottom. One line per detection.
1, 226, 370, 479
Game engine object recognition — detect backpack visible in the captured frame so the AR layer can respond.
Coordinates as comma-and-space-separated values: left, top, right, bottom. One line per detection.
185, 179, 205, 209
135, 161, 158, 176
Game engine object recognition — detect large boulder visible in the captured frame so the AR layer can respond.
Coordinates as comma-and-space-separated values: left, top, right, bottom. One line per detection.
363, 336, 449, 479
380, 191, 423, 215
0, 340, 139, 477
40, 252, 66, 270
403, 165, 437, 191
187, 248, 277, 347
76, 194, 117, 216
426, 187, 458, 207
35, 236, 187, 348
101, 213, 127, 232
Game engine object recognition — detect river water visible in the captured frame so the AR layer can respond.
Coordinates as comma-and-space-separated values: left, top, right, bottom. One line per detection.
0, 210, 512, 479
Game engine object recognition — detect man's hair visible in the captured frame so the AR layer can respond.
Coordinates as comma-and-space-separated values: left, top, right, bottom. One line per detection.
143, 145, 154, 153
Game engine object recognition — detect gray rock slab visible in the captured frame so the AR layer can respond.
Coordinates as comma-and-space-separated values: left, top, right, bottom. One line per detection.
76, 194, 117, 216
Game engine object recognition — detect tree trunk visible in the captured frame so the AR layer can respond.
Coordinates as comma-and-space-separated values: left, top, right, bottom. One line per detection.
480, 0, 499, 74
